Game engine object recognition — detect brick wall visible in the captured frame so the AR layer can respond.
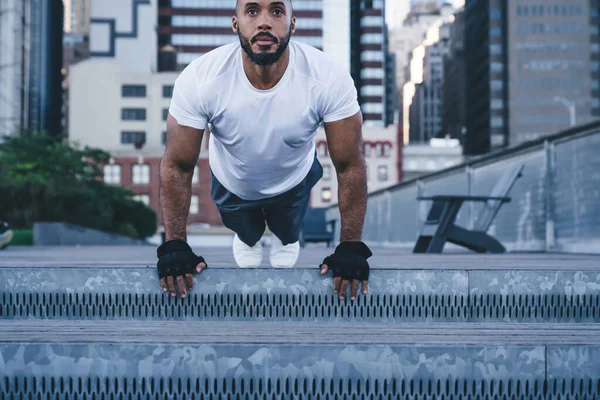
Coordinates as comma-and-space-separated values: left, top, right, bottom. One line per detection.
113, 156, 222, 227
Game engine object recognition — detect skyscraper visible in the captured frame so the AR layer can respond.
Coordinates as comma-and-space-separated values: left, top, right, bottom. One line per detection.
349, 0, 395, 126
443, 9, 466, 142
464, 0, 597, 155
0, 0, 64, 139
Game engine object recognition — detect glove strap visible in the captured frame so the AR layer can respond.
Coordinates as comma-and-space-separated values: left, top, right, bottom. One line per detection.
157, 239, 192, 258
335, 241, 372, 259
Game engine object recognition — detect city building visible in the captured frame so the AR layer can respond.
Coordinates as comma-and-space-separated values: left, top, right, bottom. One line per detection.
70, 0, 221, 227
63, 0, 91, 35
0, 0, 64, 140
409, 20, 451, 142
157, 0, 323, 71
311, 124, 402, 208
389, 2, 455, 145
349, 0, 396, 126
403, 5, 455, 145
442, 8, 466, 142
464, 0, 597, 155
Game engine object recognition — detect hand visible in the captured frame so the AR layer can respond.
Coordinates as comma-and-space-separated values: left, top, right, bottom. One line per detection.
157, 240, 207, 298
319, 241, 372, 301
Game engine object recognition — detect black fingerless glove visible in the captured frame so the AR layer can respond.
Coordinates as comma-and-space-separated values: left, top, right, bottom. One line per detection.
320, 241, 373, 281
157, 240, 206, 279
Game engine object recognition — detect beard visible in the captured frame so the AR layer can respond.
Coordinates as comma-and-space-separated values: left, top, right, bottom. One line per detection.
238, 27, 292, 67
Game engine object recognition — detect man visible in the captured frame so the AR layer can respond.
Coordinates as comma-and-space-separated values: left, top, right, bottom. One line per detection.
156, 0, 373, 301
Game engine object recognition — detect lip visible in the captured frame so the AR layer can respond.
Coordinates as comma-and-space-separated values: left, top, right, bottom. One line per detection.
254, 36, 276, 45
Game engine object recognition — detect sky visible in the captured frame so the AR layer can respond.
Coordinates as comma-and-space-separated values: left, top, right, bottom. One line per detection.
386, 0, 466, 29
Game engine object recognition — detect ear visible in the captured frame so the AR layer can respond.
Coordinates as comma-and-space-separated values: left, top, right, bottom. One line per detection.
290, 15, 296, 34
232, 16, 239, 34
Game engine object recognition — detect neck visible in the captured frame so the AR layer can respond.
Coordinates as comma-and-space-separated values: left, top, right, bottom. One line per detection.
242, 49, 290, 90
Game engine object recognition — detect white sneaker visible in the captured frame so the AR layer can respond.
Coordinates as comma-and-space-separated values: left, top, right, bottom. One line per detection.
0, 230, 13, 249
269, 236, 300, 268
232, 234, 263, 268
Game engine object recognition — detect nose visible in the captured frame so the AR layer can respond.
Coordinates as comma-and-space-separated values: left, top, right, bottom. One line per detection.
256, 11, 272, 31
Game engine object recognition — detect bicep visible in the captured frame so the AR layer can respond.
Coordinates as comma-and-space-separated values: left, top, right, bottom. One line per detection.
164, 113, 204, 171
324, 111, 363, 171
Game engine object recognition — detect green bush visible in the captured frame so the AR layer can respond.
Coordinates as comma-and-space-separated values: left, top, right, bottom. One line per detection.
0, 132, 157, 239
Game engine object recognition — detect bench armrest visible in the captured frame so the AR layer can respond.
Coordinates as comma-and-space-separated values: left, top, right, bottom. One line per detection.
417, 195, 512, 203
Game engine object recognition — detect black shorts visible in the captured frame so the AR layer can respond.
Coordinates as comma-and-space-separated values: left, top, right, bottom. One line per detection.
210, 154, 323, 246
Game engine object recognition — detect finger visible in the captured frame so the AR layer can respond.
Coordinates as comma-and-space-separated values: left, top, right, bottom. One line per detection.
333, 277, 341, 293
339, 279, 349, 300
160, 278, 168, 293
362, 280, 369, 294
177, 275, 187, 298
167, 276, 176, 297
351, 280, 359, 301
320, 264, 328, 275
185, 273, 194, 290
196, 262, 207, 274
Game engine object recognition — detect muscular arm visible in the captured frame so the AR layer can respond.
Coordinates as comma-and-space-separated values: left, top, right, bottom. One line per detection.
159, 113, 205, 241
324, 111, 367, 242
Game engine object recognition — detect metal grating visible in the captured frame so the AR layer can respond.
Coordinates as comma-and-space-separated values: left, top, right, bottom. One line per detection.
1, 378, 599, 399
1, 292, 600, 322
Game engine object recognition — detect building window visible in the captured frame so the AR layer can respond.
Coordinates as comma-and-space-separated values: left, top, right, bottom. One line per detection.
489, 44, 502, 55
162, 108, 169, 121
163, 85, 174, 98
363, 143, 372, 157
162, 131, 168, 145
121, 108, 146, 121
190, 195, 199, 214
321, 187, 332, 203
491, 117, 504, 128
133, 194, 150, 206
103, 164, 121, 185
132, 164, 151, 185
121, 131, 146, 145
375, 143, 383, 156
322, 165, 332, 180
490, 63, 504, 73
377, 165, 388, 181
192, 165, 199, 184
122, 85, 146, 98
490, 80, 504, 91
491, 99, 504, 110
382, 143, 392, 157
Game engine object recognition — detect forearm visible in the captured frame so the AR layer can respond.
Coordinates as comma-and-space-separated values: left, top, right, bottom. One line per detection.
336, 162, 367, 242
159, 157, 194, 241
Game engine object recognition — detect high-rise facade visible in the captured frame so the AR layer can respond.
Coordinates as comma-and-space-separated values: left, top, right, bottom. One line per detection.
508, 1, 596, 143
464, 0, 597, 155
394, 2, 456, 144
443, 9, 466, 142
410, 21, 451, 142
157, 0, 323, 70
0, 0, 64, 140
349, 0, 395, 126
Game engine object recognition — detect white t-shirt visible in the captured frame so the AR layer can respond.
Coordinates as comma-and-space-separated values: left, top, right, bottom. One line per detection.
169, 40, 361, 201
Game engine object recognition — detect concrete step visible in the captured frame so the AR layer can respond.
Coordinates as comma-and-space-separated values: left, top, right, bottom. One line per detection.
1, 320, 600, 399
2, 267, 600, 322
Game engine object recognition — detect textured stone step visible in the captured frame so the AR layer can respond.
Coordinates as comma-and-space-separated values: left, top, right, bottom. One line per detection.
2, 267, 600, 322
1, 321, 600, 399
